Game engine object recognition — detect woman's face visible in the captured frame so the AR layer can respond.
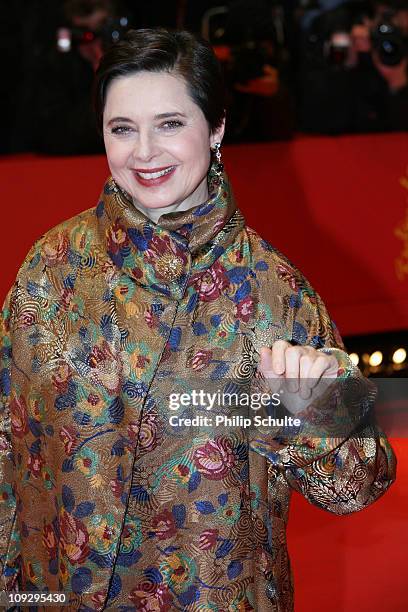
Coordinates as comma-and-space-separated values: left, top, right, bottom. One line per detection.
103, 71, 225, 212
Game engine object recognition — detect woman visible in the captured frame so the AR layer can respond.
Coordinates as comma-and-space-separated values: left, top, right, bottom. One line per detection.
0, 29, 396, 611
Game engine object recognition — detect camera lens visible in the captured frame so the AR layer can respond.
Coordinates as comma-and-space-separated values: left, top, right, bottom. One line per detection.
372, 18, 405, 66
380, 39, 402, 65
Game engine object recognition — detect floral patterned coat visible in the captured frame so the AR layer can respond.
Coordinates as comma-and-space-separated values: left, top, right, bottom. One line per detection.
0, 171, 396, 611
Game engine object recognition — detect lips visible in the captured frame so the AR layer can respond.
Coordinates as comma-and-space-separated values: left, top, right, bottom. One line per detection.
133, 165, 177, 187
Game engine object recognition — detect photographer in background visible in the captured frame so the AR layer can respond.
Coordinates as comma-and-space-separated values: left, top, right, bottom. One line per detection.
371, 0, 408, 92
222, 0, 296, 142
12, 0, 130, 155
298, 0, 408, 133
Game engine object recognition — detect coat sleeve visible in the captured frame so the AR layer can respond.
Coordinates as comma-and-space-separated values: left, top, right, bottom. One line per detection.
0, 288, 20, 589
250, 289, 397, 515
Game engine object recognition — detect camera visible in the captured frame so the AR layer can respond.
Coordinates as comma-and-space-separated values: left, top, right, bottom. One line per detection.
57, 16, 129, 53
372, 16, 407, 66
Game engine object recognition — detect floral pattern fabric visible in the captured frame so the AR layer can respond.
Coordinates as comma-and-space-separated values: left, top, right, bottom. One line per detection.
0, 169, 396, 611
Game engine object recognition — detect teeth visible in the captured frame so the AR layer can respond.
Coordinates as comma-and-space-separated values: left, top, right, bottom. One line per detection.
137, 167, 174, 179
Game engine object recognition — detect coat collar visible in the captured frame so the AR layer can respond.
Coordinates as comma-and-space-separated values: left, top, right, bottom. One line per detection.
96, 167, 245, 300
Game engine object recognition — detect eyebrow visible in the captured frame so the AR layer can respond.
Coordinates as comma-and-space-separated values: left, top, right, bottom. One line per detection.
106, 112, 187, 126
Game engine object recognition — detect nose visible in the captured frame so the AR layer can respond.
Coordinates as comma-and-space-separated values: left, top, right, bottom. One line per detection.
134, 129, 158, 163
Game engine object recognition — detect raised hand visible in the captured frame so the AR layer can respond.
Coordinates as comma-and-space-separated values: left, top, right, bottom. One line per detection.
258, 340, 339, 415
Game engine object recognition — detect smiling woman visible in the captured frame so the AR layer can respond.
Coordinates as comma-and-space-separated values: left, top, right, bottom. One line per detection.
0, 28, 396, 612
95, 28, 226, 223
102, 71, 224, 221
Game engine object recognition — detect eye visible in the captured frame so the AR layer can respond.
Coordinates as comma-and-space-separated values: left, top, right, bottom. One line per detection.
161, 120, 184, 130
111, 125, 133, 135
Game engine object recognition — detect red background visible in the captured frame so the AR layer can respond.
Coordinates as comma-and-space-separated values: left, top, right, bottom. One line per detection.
1, 134, 407, 611
1, 133, 408, 335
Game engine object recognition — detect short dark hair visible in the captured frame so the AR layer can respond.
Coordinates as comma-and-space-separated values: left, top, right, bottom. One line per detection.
94, 28, 226, 133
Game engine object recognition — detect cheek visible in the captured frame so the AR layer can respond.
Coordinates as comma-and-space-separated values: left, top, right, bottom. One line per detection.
104, 139, 131, 170
176, 131, 212, 167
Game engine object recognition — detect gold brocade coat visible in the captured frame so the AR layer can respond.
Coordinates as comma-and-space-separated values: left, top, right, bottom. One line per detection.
0, 172, 396, 611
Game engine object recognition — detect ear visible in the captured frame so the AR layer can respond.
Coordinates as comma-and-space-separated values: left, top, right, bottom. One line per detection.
210, 115, 226, 148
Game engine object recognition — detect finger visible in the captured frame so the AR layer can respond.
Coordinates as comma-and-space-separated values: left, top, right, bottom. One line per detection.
299, 355, 313, 399
308, 355, 332, 383
259, 346, 273, 373
259, 347, 282, 394
271, 340, 290, 375
294, 348, 330, 389
321, 355, 339, 378
284, 346, 301, 392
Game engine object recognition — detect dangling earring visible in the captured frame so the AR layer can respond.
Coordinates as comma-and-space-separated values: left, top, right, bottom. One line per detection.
111, 177, 131, 202
211, 142, 224, 179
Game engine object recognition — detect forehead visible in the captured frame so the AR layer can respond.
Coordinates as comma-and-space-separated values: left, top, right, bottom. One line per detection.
103, 71, 199, 119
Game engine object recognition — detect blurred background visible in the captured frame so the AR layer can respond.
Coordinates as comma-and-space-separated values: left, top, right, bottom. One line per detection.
0, 0, 407, 156
0, 2, 407, 610
3, 0, 408, 375
1, 0, 408, 372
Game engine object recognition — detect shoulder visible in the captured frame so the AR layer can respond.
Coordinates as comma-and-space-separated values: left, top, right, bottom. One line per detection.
244, 225, 317, 298
241, 226, 342, 348
11, 206, 101, 301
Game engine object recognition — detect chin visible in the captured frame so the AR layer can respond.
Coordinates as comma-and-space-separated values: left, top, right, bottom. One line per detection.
137, 196, 178, 210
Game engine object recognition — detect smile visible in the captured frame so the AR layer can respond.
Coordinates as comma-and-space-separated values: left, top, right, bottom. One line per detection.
134, 166, 176, 179
133, 165, 177, 187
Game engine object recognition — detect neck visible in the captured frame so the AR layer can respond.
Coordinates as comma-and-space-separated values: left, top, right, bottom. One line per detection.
131, 176, 210, 224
